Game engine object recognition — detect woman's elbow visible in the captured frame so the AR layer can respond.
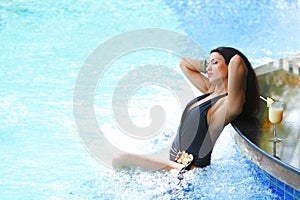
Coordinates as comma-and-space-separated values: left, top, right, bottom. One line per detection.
179, 58, 188, 68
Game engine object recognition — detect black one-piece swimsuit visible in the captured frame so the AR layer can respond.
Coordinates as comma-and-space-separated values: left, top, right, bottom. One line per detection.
170, 93, 227, 168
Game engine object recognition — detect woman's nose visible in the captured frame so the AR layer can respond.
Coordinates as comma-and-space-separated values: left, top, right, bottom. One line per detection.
206, 63, 211, 72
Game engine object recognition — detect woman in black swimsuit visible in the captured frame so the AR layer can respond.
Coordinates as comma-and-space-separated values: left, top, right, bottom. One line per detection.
170, 47, 260, 170
113, 47, 260, 171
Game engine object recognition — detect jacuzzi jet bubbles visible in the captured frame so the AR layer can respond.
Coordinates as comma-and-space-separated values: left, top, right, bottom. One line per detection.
73, 28, 207, 169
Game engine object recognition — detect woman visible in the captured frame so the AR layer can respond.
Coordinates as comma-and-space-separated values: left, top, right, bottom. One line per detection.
112, 47, 260, 171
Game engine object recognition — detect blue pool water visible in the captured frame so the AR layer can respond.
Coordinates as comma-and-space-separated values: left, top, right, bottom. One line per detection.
1, 0, 300, 199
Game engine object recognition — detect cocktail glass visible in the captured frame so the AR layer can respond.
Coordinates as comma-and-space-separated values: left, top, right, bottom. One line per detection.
268, 101, 285, 142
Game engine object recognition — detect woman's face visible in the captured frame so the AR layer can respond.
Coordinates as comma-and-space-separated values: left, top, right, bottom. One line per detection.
206, 52, 228, 84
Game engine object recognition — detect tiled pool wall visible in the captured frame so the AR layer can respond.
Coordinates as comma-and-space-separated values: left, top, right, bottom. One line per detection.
262, 170, 300, 199
236, 141, 300, 199
233, 127, 300, 199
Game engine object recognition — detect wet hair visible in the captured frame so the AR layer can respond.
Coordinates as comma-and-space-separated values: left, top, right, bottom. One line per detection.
210, 47, 261, 117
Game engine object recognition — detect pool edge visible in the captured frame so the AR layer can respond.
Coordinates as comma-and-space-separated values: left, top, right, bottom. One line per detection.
230, 124, 300, 198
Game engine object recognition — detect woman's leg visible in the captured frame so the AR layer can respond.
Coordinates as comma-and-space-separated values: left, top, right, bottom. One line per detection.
112, 153, 183, 171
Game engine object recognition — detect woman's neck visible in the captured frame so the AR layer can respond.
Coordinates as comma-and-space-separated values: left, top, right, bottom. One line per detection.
212, 85, 227, 96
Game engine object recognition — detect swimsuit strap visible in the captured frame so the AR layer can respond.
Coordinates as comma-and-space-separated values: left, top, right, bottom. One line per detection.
207, 93, 228, 105
193, 93, 227, 108
180, 93, 211, 120
188, 93, 212, 108
181, 93, 227, 122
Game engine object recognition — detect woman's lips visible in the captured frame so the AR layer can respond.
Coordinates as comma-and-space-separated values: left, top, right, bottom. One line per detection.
207, 72, 212, 77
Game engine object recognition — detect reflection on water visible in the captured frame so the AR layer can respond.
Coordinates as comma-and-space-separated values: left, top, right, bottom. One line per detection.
234, 57, 300, 170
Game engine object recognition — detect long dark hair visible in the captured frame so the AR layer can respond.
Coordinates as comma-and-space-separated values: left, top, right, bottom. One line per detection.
210, 47, 261, 117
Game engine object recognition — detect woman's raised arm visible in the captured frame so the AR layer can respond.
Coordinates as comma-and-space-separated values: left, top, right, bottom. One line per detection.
179, 58, 212, 94
225, 55, 248, 122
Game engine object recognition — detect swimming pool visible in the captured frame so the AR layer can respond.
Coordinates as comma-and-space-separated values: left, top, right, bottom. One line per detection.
1, 0, 300, 199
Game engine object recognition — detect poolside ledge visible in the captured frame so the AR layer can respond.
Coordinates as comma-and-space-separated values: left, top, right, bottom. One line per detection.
232, 55, 300, 198
231, 124, 300, 197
